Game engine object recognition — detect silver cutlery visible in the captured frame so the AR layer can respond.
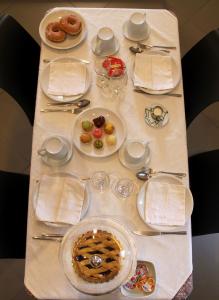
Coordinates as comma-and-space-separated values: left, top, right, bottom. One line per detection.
40, 107, 83, 114
134, 87, 182, 97
32, 234, 63, 242
47, 99, 90, 108
32, 230, 187, 241
136, 168, 186, 181
43, 58, 90, 64
129, 46, 170, 54
138, 43, 176, 50
133, 230, 187, 236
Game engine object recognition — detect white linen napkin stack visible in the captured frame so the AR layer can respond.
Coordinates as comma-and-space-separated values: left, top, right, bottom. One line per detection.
35, 175, 85, 225
48, 62, 86, 96
133, 53, 174, 90
145, 181, 186, 226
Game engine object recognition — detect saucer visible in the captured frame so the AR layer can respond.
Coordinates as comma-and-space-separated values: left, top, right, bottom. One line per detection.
123, 20, 150, 42
91, 35, 120, 57
119, 139, 150, 170
39, 137, 73, 167
145, 104, 169, 128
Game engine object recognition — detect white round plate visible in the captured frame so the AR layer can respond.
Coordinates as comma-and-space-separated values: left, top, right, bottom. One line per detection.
73, 107, 127, 158
39, 137, 73, 167
91, 35, 120, 57
33, 172, 90, 228
123, 20, 150, 42
132, 50, 180, 95
119, 139, 151, 170
39, 8, 87, 50
137, 174, 193, 231
60, 217, 137, 295
40, 57, 91, 102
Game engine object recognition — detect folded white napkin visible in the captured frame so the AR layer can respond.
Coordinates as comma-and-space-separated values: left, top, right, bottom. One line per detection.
35, 175, 85, 225
145, 182, 186, 226
134, 53, 173, 90
48, 62, 86, 96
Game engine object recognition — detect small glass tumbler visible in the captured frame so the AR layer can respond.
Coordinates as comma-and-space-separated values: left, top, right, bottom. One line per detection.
91, 171, 110, 192
112, 178, 136, 199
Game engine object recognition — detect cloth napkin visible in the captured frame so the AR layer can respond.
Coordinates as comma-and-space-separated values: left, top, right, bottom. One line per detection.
145, 181, 186, 226
47, 62, 86, 96
134, 53, 174, 90
35, 175, 85, 225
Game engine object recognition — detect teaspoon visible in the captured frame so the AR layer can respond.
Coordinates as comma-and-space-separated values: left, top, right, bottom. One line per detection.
129, 46, 143, 54
129, 46, 170, 55
136, 168, 186, 181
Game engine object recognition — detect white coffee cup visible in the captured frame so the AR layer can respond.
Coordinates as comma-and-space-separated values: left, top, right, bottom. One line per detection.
95, 27, 116, 55
126, 12, 149, 40
38, 136, 68, 161
124, 140, 149, 164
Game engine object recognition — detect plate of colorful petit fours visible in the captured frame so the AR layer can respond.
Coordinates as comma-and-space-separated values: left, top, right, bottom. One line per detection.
73, 107, 127, 158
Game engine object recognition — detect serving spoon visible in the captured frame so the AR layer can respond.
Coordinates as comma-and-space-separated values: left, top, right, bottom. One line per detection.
136, 168, 186, 181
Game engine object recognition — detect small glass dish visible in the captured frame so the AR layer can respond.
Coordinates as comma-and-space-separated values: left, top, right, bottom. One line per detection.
121, 260, 156, 297
95, 56, 127, 100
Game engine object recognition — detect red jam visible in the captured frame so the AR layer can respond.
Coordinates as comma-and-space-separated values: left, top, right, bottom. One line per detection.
102, 56, 126, 77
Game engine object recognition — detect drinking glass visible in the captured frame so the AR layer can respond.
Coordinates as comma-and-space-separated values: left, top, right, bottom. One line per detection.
91, 171, 110, 192
108, 72, 128, 99
111, 178, 136, 199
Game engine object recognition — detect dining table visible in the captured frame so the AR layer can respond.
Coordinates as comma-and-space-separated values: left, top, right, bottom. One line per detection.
24, 7, 193, 300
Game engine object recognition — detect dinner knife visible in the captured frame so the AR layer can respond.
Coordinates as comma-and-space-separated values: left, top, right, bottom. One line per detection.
133, 230, 187, 236
134, 88, 182, 97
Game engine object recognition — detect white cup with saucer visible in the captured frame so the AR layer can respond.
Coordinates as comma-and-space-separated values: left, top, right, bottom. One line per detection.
123, 12, 150, 42
119, 139, 150, 170
38, 136, 72, 166
91, 27, 120, 57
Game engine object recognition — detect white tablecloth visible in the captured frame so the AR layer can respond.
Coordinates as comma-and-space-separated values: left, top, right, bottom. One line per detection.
24, 8, 192, 300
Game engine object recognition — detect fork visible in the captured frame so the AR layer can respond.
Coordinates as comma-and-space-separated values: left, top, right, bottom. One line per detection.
138, 42, 176, 50
40, 107, 83, 114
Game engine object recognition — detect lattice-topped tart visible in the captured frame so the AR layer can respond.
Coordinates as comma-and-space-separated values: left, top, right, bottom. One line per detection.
72, 230, 121, 283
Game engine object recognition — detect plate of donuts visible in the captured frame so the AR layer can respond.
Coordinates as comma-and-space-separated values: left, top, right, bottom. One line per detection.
39, 8, 87, 50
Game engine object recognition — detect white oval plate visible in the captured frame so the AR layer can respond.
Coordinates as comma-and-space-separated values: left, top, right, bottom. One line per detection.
40, 57, 91, 102
137, 174, 193, 231
73, 107, 127, 158
39, 8, 87, 50
132, 50, 180, 95
33, 172, 90, 228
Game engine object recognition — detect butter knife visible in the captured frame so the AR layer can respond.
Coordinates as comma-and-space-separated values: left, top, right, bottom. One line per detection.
133, 230, 187, 236
40, 108, 83, 114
